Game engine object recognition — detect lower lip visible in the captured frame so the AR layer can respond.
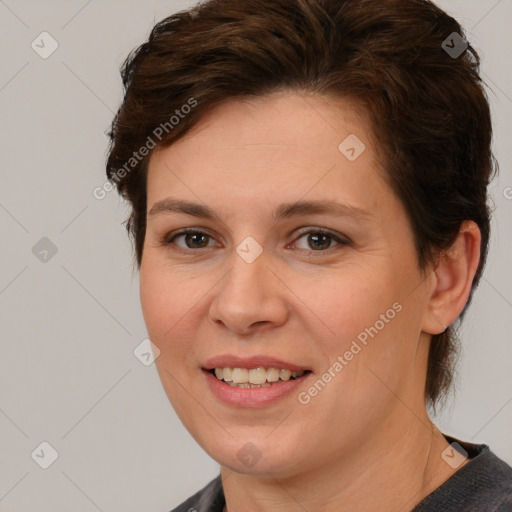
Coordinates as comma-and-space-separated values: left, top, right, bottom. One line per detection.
204, 370, 311, 408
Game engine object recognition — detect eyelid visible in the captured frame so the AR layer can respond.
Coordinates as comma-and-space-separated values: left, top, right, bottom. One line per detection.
163, 226, 215, 241
292, 226, 352, 245
162, 226, 351, 253
162, 227, 221, 247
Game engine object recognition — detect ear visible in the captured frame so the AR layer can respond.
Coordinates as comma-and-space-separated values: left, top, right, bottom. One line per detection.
422, 221, 481, 335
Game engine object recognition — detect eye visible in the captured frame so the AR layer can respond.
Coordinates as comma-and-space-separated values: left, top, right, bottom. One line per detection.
292, 229, 350, 252
161, 227, 350, 254
165, 229, 218, 250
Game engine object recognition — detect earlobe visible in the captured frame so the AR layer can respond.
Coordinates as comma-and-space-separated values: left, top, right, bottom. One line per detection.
422, 221, 481, 335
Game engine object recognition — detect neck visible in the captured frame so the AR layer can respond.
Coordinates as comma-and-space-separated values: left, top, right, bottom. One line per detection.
221, 416, 462, 512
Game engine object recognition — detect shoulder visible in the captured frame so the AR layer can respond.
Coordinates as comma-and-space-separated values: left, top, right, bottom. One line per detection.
413, 436, 512, 512
169, 475, 224, 512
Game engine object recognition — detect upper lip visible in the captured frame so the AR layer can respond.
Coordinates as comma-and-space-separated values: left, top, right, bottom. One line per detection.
203, 355, 310, 372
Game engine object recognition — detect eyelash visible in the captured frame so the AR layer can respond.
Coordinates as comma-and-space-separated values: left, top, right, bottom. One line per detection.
161, 227, 351, 255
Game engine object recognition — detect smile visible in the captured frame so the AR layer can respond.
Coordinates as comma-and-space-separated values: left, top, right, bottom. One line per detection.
210, 367, 306, 388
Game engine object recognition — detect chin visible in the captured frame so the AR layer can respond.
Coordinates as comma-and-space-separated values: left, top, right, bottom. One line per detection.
198, 428, 305, 477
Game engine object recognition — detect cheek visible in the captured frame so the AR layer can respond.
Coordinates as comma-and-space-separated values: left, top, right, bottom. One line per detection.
307, 261, 418, 388
139, 257, 195, 357
139, 258, 203, 414
139, 262, 167, 339
310, 265, 396, 344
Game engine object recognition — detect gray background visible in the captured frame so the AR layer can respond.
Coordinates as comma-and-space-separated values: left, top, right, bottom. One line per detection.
0, 1, 511, 511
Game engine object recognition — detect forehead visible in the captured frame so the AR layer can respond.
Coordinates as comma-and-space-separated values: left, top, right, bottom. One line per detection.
146, 91, 389, 215
165, 92, 372, 159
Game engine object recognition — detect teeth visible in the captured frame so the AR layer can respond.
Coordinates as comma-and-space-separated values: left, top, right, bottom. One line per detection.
248, 368, 267, 385
226, 381, 271, 388
280, 369, 292, 381
223, 367, 233, 382
212, 367, 305, 385
266, 367, 280, 382
232, 368, 249, 384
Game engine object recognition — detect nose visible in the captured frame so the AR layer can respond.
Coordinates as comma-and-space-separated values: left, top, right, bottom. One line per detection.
208, 248, 288, 335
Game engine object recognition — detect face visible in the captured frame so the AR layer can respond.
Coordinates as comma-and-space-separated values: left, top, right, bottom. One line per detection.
140, 91, 433, 477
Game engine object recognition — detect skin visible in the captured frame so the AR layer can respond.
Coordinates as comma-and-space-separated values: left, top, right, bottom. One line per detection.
140, 91, 481, 511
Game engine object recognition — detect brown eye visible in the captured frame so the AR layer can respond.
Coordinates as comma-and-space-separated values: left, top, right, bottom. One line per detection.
306, 232, 333, 251
167, 230, 215, 249
294, 229, 349, 252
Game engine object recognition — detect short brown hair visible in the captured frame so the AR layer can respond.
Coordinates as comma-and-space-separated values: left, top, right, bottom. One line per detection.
106, 0, 496, 410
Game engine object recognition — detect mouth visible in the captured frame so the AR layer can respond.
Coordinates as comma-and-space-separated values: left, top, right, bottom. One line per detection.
207, 367, 311, 388
202, 355, 313, 407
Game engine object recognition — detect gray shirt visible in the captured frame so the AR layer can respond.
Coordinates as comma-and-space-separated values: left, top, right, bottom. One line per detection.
170, 435, 512, 511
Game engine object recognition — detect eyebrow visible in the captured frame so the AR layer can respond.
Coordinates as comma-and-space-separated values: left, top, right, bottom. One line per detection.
148, 198, 371, 223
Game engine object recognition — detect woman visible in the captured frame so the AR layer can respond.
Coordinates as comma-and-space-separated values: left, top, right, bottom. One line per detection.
106, 0, 512, 510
